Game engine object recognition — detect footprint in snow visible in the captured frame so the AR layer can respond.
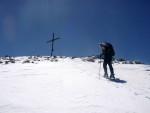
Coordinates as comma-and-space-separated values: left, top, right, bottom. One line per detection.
145, 96, 150, 100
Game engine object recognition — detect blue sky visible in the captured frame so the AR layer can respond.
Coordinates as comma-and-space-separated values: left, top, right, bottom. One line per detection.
0, 0, 150, 64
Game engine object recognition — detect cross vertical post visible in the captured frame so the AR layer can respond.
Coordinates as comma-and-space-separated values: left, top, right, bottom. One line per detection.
47, 33, 60, 57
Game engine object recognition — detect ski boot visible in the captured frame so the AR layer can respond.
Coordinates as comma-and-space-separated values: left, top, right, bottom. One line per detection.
110, 74, 115, 80
104, 74, 109, 79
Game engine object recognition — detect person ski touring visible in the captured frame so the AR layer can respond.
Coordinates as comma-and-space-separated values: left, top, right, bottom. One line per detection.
99, 42, 115, 79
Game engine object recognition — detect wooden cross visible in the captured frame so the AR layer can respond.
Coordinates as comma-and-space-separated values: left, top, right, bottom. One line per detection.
47, 33, 60, 56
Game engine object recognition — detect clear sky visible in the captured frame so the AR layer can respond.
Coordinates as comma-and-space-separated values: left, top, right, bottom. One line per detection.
0, 0, 150, 64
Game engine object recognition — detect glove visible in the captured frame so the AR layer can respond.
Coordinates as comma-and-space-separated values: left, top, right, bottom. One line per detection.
100, 54, 104, 59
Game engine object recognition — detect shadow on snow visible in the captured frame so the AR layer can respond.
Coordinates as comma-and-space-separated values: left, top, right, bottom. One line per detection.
109, 78, 127, 83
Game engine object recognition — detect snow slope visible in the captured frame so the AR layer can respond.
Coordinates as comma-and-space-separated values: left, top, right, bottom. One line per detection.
0, 57, 150, 113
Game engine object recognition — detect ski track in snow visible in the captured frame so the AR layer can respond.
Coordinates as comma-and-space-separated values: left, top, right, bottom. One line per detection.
0, 57, 150, 113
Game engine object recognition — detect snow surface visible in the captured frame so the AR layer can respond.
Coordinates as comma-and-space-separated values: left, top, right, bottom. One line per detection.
0, 57, 150, 113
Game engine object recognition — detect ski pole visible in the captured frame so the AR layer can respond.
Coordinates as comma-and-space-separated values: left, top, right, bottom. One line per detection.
99, 58, 101, 79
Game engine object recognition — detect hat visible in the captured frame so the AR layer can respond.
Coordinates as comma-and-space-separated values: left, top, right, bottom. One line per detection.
100, 43, 106, 47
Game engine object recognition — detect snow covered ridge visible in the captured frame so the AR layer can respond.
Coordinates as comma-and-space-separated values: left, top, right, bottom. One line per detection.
0, 55, 144, 65
0, 55, 150, 113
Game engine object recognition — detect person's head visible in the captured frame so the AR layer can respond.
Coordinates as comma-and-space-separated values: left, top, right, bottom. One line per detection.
99, 43, 106, 49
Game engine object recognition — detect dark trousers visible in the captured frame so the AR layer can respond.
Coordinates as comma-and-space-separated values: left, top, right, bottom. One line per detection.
103, 57, 114, 75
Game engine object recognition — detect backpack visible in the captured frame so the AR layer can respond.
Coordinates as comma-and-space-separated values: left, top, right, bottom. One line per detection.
106, 43, 115, 56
